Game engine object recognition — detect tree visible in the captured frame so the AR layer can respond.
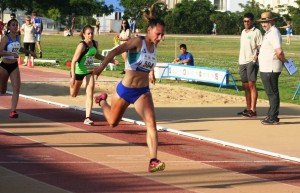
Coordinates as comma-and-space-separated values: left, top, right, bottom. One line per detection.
68, 0, 112, 16
120, 0, 157, 20
165, 0, 215, 34
1, 0, 115, 31
238, 0, 279, 34
1, 0, 114, 18
119, 0, 168, 33
238, 0, 264, 21
284, 0, 300, 35
210, 11, 240, 35
0, 0, 7, 19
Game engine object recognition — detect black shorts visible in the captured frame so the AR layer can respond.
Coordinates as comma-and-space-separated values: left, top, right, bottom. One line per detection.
239, 61, 258, 83
0, 61, 18, 75
70, 71, 92, 81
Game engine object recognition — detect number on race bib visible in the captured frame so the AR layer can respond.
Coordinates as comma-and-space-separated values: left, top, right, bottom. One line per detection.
12, 48, 19, 53
143, 61, 154, 69
84, 56, 95, 67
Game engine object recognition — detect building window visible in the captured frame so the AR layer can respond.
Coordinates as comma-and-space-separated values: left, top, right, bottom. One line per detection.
47, 23, 55, 29
214, 0, 227, 10
114, 12, 121, 20
214, 0, 220, 9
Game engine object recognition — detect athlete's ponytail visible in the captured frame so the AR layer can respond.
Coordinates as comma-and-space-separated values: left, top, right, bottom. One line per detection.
143, 1, 165, 28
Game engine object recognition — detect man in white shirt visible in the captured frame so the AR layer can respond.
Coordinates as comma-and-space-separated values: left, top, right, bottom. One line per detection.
258, 12, 287, 125
238, 12, 262, 118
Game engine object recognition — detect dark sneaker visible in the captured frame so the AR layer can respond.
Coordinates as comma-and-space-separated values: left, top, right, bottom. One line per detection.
9, 111, 19, 118
261, 117, 280, 125
148, 159, 165, 173
242, 110, 257, 118
262, 116, 270, 121
237, 109, 248, 116
120, 70, 125, 74
39, 52, 42, 58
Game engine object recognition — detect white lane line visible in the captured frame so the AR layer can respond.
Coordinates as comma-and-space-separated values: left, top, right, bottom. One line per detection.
0, 160, 288, 164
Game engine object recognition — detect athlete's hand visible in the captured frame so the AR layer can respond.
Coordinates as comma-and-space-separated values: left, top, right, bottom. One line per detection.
93, 66, 102, 80
70, 77, 75, 86
149, 75, 156, 85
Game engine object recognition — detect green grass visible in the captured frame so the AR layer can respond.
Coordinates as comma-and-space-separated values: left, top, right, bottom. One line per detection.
24, 33, 300, 105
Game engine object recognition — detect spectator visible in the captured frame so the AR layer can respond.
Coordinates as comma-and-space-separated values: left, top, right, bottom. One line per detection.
64, 28, 71, 37
237, 12, 262, 118
257, 11, 287, 125
129, 19, 135, 33
280, 21, 292, 45
173, 44, 194, 66
118, 19, 131, 74
20, 15, 37, 66
31, 11, 43, 58
95, 18, 100, 35
212, 22, 217, 35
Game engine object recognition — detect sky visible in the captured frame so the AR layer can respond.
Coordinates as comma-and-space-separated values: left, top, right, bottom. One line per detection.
103, 0, 124, 12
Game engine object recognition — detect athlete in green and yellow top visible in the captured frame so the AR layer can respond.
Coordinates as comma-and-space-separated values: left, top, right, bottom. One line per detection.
70, 25, 118, 126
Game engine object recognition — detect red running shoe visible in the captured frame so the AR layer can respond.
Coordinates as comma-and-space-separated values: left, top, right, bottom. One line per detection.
94, 93, 108, 106
148, 159, 165, 173
9, 111, 19, 118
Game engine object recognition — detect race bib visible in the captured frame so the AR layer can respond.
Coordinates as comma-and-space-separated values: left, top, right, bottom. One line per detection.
84, 56, 95, 68
138, 54, 156, 71
9, 42, 20, 54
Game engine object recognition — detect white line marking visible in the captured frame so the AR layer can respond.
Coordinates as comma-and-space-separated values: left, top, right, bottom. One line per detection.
0, 160, 288, 164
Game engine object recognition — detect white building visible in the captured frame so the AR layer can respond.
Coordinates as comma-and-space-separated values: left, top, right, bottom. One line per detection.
164, 0, 298, 13
255, 0, 298, 12
256, 0, 298, 8
209, 0, 248, 12
96, 11, 124, 33
162, 0, 182, 9
162, 0, 248, 12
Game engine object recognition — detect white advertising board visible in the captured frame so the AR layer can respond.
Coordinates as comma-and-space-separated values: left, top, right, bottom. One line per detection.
167, 64, 229, 85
